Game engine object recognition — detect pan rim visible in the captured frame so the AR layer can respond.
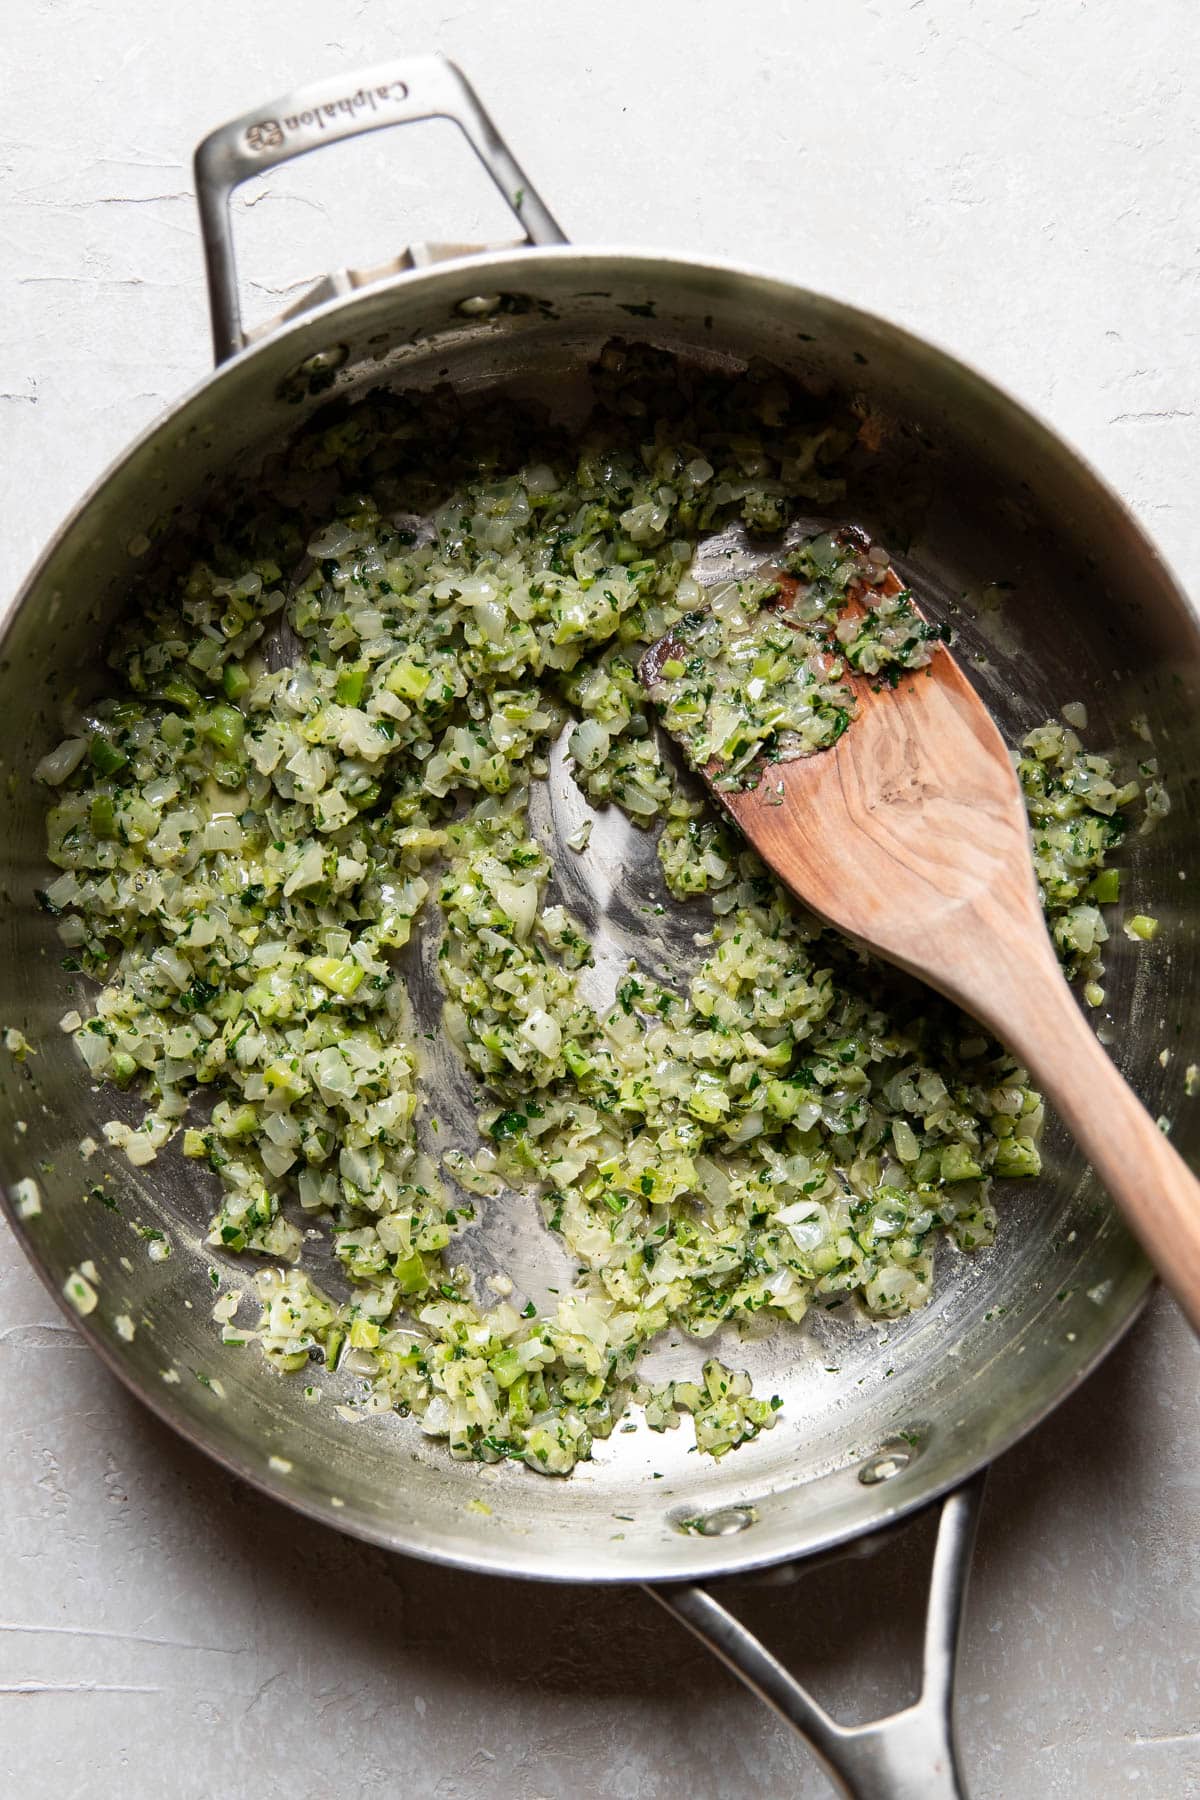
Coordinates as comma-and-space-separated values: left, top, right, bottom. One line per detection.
0, 240, 1178, 1581
0, 1184, 1157, 1581
4, 243, 1196, 655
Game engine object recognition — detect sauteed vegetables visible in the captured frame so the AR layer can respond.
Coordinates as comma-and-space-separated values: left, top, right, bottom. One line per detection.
35, 348, 1159, 1474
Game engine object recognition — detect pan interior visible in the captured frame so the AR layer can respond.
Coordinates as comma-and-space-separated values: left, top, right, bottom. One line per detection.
1, 251, 1195, 1580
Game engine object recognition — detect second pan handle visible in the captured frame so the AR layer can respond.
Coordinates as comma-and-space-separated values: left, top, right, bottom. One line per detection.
647, 1470, 987, 1800
193, 56, 566, 365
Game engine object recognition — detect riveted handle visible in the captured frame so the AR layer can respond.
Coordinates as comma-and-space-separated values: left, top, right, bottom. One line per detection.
193, 55, 566, 364
648, 1471, 987, 1800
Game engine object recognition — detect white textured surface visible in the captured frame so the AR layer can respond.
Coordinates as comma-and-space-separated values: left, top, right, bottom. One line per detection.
2, 3, 1199, 1795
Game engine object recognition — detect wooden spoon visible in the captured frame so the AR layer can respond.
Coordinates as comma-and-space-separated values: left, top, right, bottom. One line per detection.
641, 550, 1200, 1333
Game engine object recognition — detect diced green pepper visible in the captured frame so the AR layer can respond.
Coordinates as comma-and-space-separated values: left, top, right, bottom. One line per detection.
199, 704, 245, 751
263, 1058, 307, 1097
305, 955, 365, 997
222, 663, 251, 702
336, 666, 367, 706
506, 1373, 532, 1424
940, 1142, 983, 1182
993, 1137, 1042, 1178
490, 1346, 524, 1389
158, 676, 201, 714
89, 736, 127, 776
1088, 868, 1120, 904
385, 657, 431, 699
392, 1250, 428, 1296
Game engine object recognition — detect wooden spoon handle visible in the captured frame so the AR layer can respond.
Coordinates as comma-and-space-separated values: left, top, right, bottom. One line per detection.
995, 953, 1200, 1333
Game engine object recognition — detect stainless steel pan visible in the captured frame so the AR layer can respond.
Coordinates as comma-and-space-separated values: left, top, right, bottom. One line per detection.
2, 58, 1196, 1799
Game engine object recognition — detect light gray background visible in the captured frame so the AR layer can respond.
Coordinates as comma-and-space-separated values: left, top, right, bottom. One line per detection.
2, 2, 1198, 1795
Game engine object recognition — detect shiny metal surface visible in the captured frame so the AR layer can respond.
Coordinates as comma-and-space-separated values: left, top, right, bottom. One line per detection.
652, 1471, 986, 1800
194, 56, 565, 363
2, 73, 1197, 1621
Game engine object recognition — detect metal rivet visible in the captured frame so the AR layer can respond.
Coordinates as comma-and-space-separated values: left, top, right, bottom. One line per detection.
675, 1505, 758, 1537
858, 1438, 920, 1485
859, 1454, 907, 1485
300, 344, 349, 375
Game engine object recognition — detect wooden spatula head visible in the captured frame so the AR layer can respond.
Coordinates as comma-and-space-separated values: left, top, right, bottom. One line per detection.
642, 551, 1045, 1023
719, 624, 1041, 1007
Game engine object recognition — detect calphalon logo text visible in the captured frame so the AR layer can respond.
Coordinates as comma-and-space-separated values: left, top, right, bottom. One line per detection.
244, 82, 409, 153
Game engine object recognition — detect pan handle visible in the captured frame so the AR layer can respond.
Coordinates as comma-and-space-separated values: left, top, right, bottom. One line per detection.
646, 1470, 987, 1800
193, 56, 566, 365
